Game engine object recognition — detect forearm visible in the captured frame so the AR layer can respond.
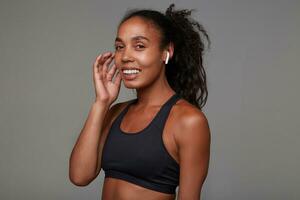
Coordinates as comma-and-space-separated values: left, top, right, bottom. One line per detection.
69, 102, 110, 186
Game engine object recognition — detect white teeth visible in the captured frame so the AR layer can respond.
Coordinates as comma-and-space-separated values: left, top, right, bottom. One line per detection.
122, 69, 140, 74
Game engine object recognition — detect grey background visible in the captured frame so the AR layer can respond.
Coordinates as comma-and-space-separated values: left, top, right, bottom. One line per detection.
0, 0, 299, 199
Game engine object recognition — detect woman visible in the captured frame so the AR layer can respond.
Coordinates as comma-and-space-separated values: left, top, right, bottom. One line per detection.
69, 4, 211, 200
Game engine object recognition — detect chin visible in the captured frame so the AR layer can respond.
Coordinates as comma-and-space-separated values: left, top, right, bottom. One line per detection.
123, 82, 140, 89
123, 80, 147, 90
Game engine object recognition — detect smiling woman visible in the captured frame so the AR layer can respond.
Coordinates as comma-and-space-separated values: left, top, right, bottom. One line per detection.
69, 3, 211, 200
114, 16, 167, 88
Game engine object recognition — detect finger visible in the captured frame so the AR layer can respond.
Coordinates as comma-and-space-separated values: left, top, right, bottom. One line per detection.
93, 54, 103, 79
99, 52, 113, 71
96, 76, 107, 94
97, 52, 112, 80
105, 52, 115, 68
99, 52, 112, 65
106, 63, 117, 81
113, 68, 122, 85
102, 56, 114, 80
94, 55, 107, 87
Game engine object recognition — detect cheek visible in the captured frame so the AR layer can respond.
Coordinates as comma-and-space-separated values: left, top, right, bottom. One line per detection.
114, 50, 162, 71
137, 51, 161, 68
137, 54, 152, 66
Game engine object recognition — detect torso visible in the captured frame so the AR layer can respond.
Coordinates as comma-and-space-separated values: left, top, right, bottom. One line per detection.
100, 97, 189, 200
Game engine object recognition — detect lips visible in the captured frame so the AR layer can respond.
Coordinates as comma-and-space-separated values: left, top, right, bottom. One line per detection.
121, 67, 141, 71
120, 67, 141, 81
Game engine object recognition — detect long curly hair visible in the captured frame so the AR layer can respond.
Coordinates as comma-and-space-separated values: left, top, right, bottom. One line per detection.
118, 4, 211, 110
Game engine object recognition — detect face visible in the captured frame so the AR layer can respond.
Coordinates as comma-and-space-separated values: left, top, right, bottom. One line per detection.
114, 16, 165, 89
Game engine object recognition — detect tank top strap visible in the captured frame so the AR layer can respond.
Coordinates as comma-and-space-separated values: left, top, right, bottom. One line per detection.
114, 98, 138, 124
114, 93, 181, 131
153, 93, 181, 131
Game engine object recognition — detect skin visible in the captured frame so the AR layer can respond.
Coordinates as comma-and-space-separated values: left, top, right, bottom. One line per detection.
98, 16, 211, 200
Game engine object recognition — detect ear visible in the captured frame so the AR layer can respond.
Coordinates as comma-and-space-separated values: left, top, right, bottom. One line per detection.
165, 42, 174, 60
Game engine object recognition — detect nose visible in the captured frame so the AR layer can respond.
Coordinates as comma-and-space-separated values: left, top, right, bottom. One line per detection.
121, 48, 134, 63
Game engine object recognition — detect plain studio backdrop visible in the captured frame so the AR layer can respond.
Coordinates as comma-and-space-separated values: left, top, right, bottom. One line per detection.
0, 0, 299, 199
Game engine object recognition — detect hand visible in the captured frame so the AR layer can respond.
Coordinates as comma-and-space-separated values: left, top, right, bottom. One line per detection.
92, 51, 122, 105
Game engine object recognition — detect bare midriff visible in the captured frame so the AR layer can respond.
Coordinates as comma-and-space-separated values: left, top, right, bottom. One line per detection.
101, 177, 176, 200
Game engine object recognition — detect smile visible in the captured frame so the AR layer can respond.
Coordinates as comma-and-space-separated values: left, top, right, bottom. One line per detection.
121, 69, 141, 80
122, 69, 141, 74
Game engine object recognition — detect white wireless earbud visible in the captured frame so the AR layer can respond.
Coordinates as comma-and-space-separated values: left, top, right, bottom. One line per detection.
165, 51, 170, 64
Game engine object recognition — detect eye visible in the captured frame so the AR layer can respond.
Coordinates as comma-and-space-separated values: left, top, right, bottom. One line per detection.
136, 44, 145, 49
115, 45, 123, 50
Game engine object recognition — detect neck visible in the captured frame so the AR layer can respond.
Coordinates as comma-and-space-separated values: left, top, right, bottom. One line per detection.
135, 74, 175, 107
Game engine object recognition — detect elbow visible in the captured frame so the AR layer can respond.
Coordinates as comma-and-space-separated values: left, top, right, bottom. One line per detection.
69, 175, 92, 187
69, 171, 94, 187
68, 155, 98, 186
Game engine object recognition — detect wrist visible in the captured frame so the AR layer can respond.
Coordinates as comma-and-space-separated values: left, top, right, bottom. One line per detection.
93, 100, 110, 107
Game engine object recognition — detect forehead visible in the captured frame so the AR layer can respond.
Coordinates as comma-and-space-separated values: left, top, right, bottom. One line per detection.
116, 16, 161, 43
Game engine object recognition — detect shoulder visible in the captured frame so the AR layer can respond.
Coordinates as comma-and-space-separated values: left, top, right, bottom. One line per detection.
108, 99, 131, 115
172, 98, 209, 128
108, 98, 134, 116
103, 98, 135, 128
171, 98, 210, 146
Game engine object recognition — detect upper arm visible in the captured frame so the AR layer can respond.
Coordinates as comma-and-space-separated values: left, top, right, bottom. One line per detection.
176, 111, 211, 200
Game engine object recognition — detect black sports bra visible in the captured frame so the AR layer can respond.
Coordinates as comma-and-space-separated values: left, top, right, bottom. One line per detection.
101, 93, 181, 194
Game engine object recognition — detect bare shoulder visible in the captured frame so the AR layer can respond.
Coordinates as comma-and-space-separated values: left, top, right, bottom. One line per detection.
105, 99, 134, 125
171, 99, 210, 144
172, 98, 208, 125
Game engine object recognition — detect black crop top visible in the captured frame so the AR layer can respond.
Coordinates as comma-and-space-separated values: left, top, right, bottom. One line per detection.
101, 93, 181, 194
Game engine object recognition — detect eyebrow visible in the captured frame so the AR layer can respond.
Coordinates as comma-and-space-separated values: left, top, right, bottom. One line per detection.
115, 35, 150, 42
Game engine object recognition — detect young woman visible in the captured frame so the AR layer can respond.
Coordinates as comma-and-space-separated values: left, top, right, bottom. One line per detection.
69, 4, 211, 200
